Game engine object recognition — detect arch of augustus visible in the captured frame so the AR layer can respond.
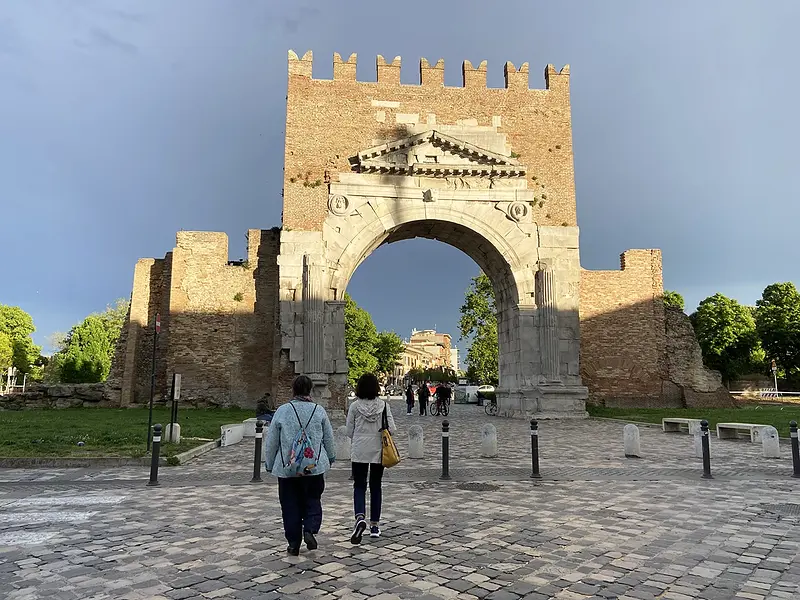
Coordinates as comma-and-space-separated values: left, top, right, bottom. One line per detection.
111, 52, 732, 416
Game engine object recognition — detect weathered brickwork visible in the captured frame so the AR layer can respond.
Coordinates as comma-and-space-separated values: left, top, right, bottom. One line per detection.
108, 52, 731, 411
283, 52, 576, 232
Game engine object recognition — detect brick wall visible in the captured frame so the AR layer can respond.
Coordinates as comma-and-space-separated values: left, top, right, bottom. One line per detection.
283, 52, 575, 231
580, 250, 668, 405
118, 230, 281, 408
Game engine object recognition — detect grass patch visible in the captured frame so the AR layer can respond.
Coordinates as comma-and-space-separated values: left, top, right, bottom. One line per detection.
588, 405, 800, 437
0, 407, 254, 458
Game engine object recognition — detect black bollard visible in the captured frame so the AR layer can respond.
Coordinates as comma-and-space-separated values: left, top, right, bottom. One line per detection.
147, 424, 162, 487
440, 420, 451, 481
700, 419, 713, 479
251, 420, 264, 483
791, 421, 800, 479
530, 419, 541, 479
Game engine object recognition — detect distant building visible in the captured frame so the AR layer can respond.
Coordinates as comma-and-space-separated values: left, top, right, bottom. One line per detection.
391, 329, 455, 384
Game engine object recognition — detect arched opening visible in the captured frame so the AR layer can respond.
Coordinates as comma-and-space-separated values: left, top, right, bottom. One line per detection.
331, 218, 528, 406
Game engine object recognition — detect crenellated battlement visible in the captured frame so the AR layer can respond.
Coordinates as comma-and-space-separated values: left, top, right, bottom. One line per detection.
287, 50, 569, 90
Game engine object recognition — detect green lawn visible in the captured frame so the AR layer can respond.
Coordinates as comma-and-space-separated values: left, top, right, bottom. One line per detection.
588, 405, 800, 437
0, 407, 255, 458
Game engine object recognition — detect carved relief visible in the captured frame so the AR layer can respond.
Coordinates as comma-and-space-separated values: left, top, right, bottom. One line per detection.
422, 189, 438, 202
507, 201, 529, 222
328, 194, 350, 216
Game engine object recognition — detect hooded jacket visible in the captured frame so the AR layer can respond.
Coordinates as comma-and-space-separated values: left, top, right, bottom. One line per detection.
346, 398, 397, 464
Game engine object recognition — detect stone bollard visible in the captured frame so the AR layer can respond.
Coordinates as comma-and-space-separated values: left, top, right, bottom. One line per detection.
481, 423, 498, 458
164, 423, 181, 445
408, 425, 424, 459
689, 420, 704, 459
761, 426, 781, 458
335, 426, 351, 462
623, 424, 641, 458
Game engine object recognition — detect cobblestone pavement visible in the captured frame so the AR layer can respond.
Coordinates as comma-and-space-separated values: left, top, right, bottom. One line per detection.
2, 404, 800, 599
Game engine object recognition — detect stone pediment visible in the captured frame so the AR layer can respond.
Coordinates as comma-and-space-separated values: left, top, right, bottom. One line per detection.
352, 130, 527, 178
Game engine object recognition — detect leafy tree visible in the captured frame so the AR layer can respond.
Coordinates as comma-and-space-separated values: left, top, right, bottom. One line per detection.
662, 290, 685, 311
690, 293, 763, 386
374, 331, 405, 376
458, 273, 499, 386
0, 305, 42, 373
48, 299, 130, 384
408, 365, 458, 383
0, 331, 13, 371
755, 282, 800, 379
60, 316, 115, 383
343, 293, 378, 387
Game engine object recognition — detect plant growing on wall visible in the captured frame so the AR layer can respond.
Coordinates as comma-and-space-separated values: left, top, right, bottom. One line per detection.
233, 292, 244, 302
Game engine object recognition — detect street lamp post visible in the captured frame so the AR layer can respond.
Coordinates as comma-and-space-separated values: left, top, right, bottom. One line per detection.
771, 359, 779, 395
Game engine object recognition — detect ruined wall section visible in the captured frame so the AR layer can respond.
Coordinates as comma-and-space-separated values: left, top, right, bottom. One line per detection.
580, 250, 668, 405
283, 51, 575, 231
119, 255, 171, 406
164, 230, 280, 408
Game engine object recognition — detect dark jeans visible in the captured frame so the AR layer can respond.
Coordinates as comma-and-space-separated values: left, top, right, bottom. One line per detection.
419, 398, 427, 415
278, 474, 325, 548
406, 401, 414, 413
352, 462, 385, 523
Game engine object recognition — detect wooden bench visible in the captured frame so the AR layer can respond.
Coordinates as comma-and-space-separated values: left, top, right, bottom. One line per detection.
716, 422, 769, 443
662, 418, 702, 433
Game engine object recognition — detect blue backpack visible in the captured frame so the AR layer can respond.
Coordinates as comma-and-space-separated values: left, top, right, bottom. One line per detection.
280, 402, 322, 476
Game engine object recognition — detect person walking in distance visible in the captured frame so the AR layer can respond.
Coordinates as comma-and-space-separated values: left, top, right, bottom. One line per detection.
264, 375, 336, 556
417, 382, 430, 416
346, 373, 397, 543
405, 383, 415, 416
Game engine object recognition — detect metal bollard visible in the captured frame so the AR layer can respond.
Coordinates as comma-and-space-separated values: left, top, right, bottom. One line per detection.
700, 420, 713, 479
530, 419, 541, 479
147, 424, 162, 487
440, 420, 451, 481
251, 420, 264, 483
791, 421, 800, 479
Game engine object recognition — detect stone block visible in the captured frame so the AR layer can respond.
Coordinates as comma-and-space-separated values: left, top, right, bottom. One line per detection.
242, 418, 258, 437
335, 426, 351, 461
623, 424, 640, 458
221, 424, 244, 447
538, 225, 579, 249
164, 423, 181, 444
481, 423, 498, 458
408, 425, 424, 459
761, 426, 780, 458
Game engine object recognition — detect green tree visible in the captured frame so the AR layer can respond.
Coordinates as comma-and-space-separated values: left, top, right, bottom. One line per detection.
690, 293, 763, 386
0, 331, 13, 371
374, 331, 405, 376
48, 299, 130, 384
344, 293, 378, 387
662, 290, 685, 311
0, 305, 42, 373
755, 282, 800, 379
459, 273, 499, 386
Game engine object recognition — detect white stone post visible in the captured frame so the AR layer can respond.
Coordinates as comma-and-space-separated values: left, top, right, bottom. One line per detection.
623, 424, 641, 458
335, 426, 351, 462
689, 421, 707, 459
481, 423, 498, 458
408, 425, 424, 459
761, 426, 781, 458
536, 268, 560, 381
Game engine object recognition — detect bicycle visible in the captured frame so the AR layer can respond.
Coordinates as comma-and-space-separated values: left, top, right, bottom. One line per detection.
484, 399, 498, 416
429, 399, 449, 417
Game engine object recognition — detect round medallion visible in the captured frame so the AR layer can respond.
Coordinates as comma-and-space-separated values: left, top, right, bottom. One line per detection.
328, 194, 350, 216
507, 201, 529, 222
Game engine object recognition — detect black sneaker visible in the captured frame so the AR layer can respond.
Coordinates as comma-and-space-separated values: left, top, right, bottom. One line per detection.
303, 531, 318, 551
370, 525, 381, 538
286, 546, 300, 556
350, 518, 367, 544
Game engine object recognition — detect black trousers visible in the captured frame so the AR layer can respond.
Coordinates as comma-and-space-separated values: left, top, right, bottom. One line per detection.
277, 474, 325, 547
352, 462, 385, 523
419, 398, 427, 415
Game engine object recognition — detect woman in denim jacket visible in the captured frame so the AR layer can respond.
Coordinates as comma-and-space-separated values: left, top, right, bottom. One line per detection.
264, 375, 336, 555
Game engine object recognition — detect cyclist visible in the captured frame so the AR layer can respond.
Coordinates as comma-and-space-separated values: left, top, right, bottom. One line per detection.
435, 383, 451, 415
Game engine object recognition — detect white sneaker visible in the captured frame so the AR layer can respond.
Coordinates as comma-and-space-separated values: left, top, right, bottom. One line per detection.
370, 525, 381, 538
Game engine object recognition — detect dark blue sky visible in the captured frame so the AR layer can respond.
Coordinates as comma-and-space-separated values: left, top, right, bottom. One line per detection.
2, 1, 798, 355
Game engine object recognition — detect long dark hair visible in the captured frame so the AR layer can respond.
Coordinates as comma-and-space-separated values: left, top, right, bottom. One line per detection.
356, 373, 380, 400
